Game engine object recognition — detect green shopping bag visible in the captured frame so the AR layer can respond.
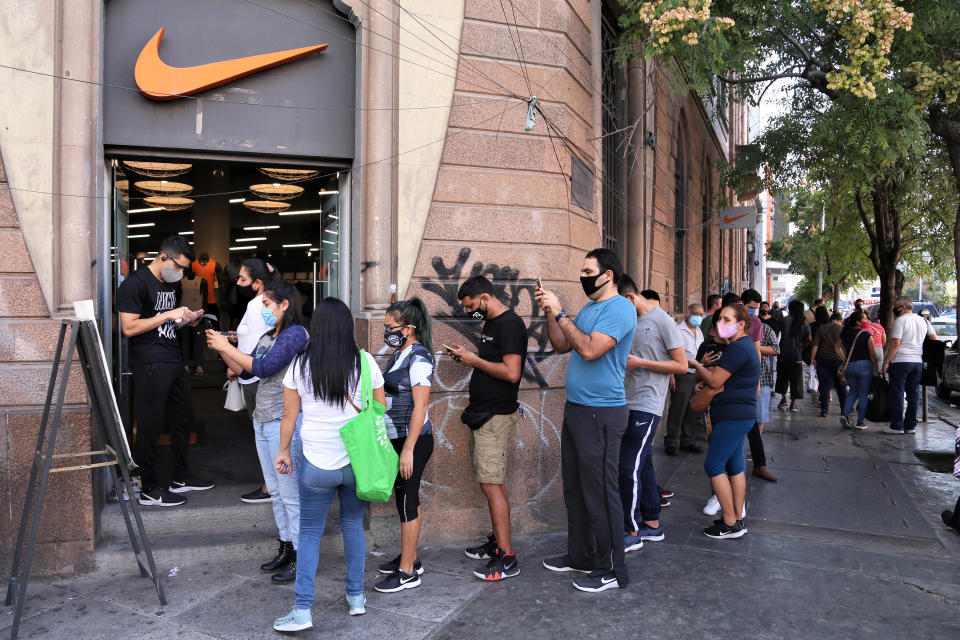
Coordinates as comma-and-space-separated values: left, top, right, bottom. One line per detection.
339, 350, 398, 502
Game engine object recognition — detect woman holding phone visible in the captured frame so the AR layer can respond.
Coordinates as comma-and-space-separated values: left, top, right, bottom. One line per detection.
688, 303, 760, 539
374, 298, 435, 593
206, 280, 307, 582
272, 297, 385, 633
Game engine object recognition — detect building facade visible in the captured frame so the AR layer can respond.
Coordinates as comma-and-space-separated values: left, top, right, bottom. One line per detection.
0, 0, 748, 575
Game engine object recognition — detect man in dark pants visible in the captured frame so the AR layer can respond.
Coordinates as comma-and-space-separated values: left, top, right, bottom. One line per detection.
536, 248, 637, 592
117, 236, 215, 506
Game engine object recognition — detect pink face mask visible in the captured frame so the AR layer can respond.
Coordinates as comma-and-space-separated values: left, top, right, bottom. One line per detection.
716, 322, 740, 339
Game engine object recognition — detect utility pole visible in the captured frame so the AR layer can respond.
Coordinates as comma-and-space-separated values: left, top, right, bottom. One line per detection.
816, 205, 825, 299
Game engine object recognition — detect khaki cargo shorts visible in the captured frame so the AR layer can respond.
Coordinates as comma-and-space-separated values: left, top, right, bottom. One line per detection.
470, 412, 518, 485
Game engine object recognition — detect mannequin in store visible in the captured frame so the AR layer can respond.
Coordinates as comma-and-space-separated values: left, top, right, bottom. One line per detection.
192, 252, 221, 330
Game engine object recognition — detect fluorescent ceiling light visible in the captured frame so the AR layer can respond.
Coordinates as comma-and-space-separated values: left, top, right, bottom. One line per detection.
143, 257, 154, 261
148, 251, 158, 255
278, 209, 323, 216
127, 234, 151, 239
234, 237, 267, 242
230, 245, 257, 251
189, 241, 194, 245
318, 190, 339, 196
243, 225, 280, 231
128, 207, 163, 213
178, 231, 194, 235
309, 247, 319, 251
128, 222, 155, 228
229, 198, 246, 204
322, 239, 336, 245
329, 214, 339, 220
282, 243, 311, 248
324, 229, 338, 235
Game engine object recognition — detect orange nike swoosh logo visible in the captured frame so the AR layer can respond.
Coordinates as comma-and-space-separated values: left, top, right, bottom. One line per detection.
135, 28, 327, 101
723, 212, 749, 224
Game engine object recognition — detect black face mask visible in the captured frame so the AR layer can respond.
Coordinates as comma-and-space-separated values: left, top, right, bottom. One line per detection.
472, 301, 488, 321
383, 328, 408, 349
237, 284, 255, 298
580, 273, 608, 297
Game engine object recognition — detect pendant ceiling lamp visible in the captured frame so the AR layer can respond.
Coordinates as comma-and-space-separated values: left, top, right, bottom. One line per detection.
259, 167, 319, 181
123, 161, 192, 178
144, 196, 195, 211
134, 180, 193, 197
249, 183, 304, 201
116, 179, 129, 193
244, 200, 291, 214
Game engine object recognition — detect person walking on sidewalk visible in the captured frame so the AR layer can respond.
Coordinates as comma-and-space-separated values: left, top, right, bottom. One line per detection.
116, 235, 214, 507
272, 298, 385, 632
663, 302, 706, 456
838, 311, 879, 431
776, 300, 810, 413
450, 275, 528, 582
618, 279, 688, 553
375, 298, 436, 593
235, 259, 278, 504
536, 248, 637, 592
688, 304, 760, 540
750, 321, 779, 482
883, 297, 938, 435
811, 312, 848, 417
206, 280, 308, 583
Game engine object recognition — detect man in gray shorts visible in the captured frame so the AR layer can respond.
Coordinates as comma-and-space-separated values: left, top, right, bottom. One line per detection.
451, 275, 529, 581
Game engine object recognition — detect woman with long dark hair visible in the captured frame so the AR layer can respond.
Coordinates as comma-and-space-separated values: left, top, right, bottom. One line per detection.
272, 297, 385, 632
234, 258, 280, 503
206, 280, 308, 583
776, 300, 811, 412
374, 298, 435, 593
689, 304, 761, 539
838, 310, 878, 430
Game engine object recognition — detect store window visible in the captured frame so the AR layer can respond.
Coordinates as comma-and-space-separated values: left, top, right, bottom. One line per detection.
674, 130, 687, 313
600, 7, 627, 261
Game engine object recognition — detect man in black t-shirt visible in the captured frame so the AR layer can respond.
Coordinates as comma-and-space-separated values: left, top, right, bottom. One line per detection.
116, 236, 214, 507
448, 275, 529, 582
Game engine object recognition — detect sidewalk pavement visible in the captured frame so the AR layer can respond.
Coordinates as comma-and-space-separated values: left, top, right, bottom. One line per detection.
4, 394, 960, 639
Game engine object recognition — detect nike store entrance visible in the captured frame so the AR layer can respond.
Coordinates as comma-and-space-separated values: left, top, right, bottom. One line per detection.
98, 0, 359, 500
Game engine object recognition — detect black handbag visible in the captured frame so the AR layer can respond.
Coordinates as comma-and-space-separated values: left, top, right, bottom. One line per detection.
866, 376, 891, 422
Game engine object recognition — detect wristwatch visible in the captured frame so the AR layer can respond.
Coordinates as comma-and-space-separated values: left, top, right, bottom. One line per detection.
555, 310, 569, 322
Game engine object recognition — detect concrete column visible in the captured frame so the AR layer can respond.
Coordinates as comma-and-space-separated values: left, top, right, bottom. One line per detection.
54, 0, 100, 312
192, 168, 231, 270
361, 0, 397, 310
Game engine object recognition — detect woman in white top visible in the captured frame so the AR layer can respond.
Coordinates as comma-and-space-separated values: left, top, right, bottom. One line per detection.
234, 259, 277, 504
272, 297, 385, 633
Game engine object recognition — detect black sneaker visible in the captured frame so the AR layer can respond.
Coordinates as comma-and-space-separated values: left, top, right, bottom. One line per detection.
658, 485, 674, 499
241, 487, 271, 503
169, 476, 215, 493
378, 554, 424, 576
703, 519, 747, 539
572, 572, 619, 592
818, 410, 828, 418
839, 415, 851, 430
464, 533, 497, 560
374, 569, 421, 593
138, 488, 186, 507
660, 495, 671, 508
542, 556, 590, 573
473, 549, 519, 581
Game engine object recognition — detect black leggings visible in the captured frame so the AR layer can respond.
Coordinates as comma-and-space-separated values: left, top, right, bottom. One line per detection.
391, 433, 434, 523
747, 423, 766, 468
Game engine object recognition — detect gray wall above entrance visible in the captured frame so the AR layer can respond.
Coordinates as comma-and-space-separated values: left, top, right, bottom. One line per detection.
103, 0, 357, 160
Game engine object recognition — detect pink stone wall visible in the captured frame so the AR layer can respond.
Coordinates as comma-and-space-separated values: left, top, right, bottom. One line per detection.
0, 151, 95, 576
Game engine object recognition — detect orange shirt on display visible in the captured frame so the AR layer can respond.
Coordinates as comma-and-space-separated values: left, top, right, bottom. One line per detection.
192, 259, 218, 304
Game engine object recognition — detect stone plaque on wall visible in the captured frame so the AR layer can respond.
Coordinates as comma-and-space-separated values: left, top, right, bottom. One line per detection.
570, 153, 594, 213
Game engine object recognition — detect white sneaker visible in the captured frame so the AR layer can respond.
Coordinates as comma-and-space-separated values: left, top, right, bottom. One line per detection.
346, 592, 366, 616
273, 608, 312, 632
702, 495, 746, 518
703, 495, 720, 515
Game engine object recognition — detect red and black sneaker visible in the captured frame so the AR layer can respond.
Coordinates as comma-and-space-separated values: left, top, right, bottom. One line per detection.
472, 548, 520, 581
464, 533, 497, 560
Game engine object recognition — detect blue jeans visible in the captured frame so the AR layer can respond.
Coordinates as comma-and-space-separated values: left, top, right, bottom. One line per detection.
618, 410, 661, 531
889, 361, 922, 430
294, 455, 367, 609
841, 360, 874, 425
704, 419, 755, 478
254, 416, 302, 547
816, 359, 848, 413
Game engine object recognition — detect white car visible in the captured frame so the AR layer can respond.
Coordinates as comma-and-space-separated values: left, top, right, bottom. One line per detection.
931, 318, 957, 348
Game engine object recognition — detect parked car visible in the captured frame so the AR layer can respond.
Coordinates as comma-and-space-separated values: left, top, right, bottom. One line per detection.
867, 302, 940, 322
931, 318, 957, 348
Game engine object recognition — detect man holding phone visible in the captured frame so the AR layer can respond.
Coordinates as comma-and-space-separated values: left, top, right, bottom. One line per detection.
117, 235, 215, 507
449, 275, 529, 581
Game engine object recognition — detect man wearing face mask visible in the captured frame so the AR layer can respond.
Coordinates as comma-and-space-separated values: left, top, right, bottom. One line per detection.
450, 275, 529, 569
117, 236, 214, 507
739, 289, 765, 358
535, 248, 637, 592
664, 303, 706, 456
883, 297, 938, 434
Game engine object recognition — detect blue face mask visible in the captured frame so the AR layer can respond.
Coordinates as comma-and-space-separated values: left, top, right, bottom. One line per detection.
748, 307, 757, 316
689, 315, 704, 327
260, 307, 278, 328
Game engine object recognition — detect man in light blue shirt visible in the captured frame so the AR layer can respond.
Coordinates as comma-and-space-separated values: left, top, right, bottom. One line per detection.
535, 248, 637, 593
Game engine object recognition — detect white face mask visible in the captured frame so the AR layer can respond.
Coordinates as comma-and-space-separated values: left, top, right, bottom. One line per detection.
160, 256, 184, 283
